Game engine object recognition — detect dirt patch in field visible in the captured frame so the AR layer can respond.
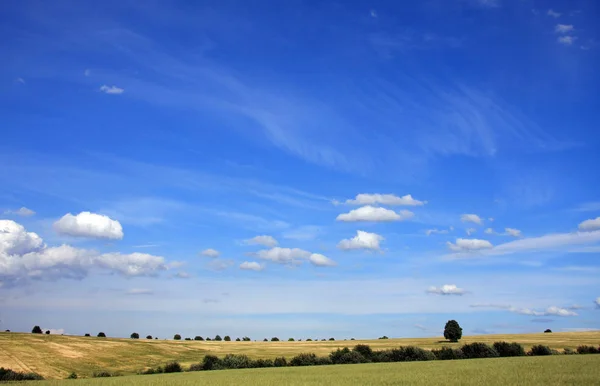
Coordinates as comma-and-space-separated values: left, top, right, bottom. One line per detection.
46, 343, 85, 358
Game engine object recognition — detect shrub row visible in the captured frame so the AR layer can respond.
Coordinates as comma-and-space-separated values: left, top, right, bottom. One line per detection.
138, 341, 600, 375
0, 367, 44, 381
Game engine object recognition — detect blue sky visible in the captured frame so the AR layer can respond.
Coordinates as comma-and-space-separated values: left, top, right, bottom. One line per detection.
1, 0, 599, 340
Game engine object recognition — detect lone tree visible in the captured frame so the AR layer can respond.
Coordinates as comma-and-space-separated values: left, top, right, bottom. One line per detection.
97, 332, 106, 337
146, 335, 153, 339
224, 335, 231, 341
271, 337, 280, 341
173, 334, 182, 340
444, 320, 463, 342
32, 326, 43, 334
214, 335, 222, 341
544, 329, 552, 333
131, 332, 139, 339
194, 336, 204, 341
84, 333, 91, 337
45, 330, 50, 335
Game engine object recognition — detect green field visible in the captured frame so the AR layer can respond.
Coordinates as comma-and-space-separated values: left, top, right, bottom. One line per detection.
23, 355, 600, 386
1, 331, 599, 380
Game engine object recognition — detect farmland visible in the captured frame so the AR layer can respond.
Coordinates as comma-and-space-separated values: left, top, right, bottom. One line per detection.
19, 355, 600, 385
1, 330, 599, 380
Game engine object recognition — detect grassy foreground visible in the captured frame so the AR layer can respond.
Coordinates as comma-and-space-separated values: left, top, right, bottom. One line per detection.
1, 331, 599, 379
24, 355, 600, 386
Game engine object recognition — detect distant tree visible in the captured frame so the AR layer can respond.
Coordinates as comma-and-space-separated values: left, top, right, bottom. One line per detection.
173, 334, 182, 340
263, 338, 268, 342
45, 330, 50, 335
378, 336, 389, 340
155, 337, 158, 340
131, 332, 139, 339
329, 338, 335, 341
194, 336, 204, 341
444, 320, 463, 342
185, 338, 191, 341
32, 326, 43, 334
214, 335, 223, 341
206, 337, 212, 341
235, 338, 241, 341
224, 335, 231, 341
97, 332, 106, 338
146, 335, 153, 339
306, 339, 312, 341
271, 337, 280, 341
544, 329, 552, 333
321, 339, 326, 341
5, 330, 10, 332
288, 338, 295, 341
351, 338, 355, 340
84, 333, 90, 337
242, 337, 251, 341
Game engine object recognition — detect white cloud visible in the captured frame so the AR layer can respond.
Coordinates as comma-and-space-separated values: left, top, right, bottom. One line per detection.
200, 248, 220, 258
504, 228, 522, 238
1, 220, 167, 285
244, 235, 278, 247
595, 297, 600, 308
466, 228, 476, 236
337, 230, 384, 251
99, 85, 124, 94
447, 238, 493, 252
174, 271, 191, 279
471, 304, 577, 317
557, 36, 576, 45
53, 212, 123, 240
126, 288, 154, 295
426, 228, 449, 236
255, 247, 335, 267
206, 259, 234, 271
461, 214, 483, 225
579, 217, 600, 232
336, 205, 413, 222
426, 284, 466, 296
3, 207, 35, 217
309, 253, 337, 267
345, 193, 426, 206
240, 261, 264, 271
484, 228, 494, 234
547, 9, 561, 18
555, 24, 574, 33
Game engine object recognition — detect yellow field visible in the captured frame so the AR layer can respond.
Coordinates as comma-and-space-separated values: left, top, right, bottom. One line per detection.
1, 331, 598, 380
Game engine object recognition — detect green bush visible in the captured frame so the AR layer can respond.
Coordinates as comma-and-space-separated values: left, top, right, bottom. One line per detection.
528, 345, 552, 356
164, 361, 182, 373
0, 367, 44, 381
235, 338, 241, 341
330, 347, 351, 363
31, 326, 43, 334
290, 353, 320, 366
263, 338, 268, 342
93, 371, 112, 378
251, 359, 274, 368
189, 363, 203, 371
576, 345, 600, 354
273, 357, 287, 367
221, 354, 252, 369
202, 355, 221, 370
242, 337, 251, 341
67, 372, 78, 379
432, 347, 465, 360
388, 346, 436, 362
335, 351, 368, 364
306, 338, 313, 341
84, 333, 90, 337
328, 337, 335, 341
185, 338, 191, 341
461, 343, 499, 359
379, 336, 389, 340
352, 344, 374, 360
372, 349, 393, 362
493, 342, 525, 357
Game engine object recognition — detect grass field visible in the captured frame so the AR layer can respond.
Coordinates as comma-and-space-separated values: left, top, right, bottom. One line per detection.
21, 355, 600, 385
1, 331, 599, 380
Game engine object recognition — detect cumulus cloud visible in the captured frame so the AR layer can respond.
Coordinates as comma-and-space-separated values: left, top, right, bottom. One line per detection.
244, 235, 278, 247
240, 261, 264, 271
557, 36, 576, 45
461, 214, 483, 225
200, 248, 220, 258
447, 238, 493, 252
470, 304, 577, 317
484, 228, 494, 234
255, 247, 335, 267
466, 228, 476, 236
336, 206, 413, 222
555, 24, 574, 33
126, 288, 154, 295
547, 9, 561, 18
579, 217, 600, 232
345, 193, 426, 206
0, 220, 167, 285
426, 228, 449, 236
337, 230, 384, 251
3, 207, 35, 217
53, 212, 123, 240
504, 228, 522, 237
426, 284, 466, 295
99, 85, 124, 94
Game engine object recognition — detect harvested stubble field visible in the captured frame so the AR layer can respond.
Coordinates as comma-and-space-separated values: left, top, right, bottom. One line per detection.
20, 356, 600, 386
1, 331, 599, 380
